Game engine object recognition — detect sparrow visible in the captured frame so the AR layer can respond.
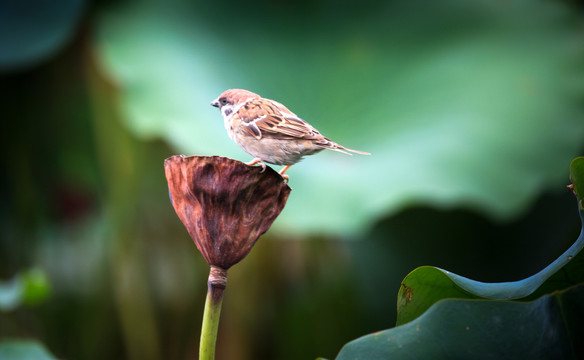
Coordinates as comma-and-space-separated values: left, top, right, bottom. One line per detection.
210, 89, 369, 181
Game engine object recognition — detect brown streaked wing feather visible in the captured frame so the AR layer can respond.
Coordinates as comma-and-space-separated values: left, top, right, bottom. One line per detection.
231, 111, 262, 140
232, 96, 371, 154
256, 99, 323, 140
270, 116, 323, 140
236, 98, 275, 123
232, 100, 269, 140
236, 98, 325, 141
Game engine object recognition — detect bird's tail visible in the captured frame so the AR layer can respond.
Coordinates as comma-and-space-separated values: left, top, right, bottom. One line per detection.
319, 139, 371, 156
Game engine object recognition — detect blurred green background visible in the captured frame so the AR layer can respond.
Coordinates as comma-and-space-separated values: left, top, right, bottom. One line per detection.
1, 0, 583, 359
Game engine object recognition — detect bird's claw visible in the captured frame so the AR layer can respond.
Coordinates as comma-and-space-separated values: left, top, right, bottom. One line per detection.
278, 165, 291, 183
247, 158, 266, 172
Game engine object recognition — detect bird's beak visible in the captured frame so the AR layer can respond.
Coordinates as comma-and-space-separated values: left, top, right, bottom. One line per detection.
210, 99, 219, 108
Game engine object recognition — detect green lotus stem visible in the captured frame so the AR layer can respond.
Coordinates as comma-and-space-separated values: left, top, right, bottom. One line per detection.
199, 266, 227, 360
199, 288, 223, 359
165, 156, 290, 359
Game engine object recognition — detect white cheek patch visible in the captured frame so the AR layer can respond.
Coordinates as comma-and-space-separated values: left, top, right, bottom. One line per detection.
222, 105, 234, 118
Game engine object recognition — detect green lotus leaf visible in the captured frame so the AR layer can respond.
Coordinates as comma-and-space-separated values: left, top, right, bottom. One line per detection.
570, 157, 584, 208
0, 340, 57, 360
95, 0, 584, 234
0, 0, 86, 71
337, 284, 584, 360
396, 158, 584, 324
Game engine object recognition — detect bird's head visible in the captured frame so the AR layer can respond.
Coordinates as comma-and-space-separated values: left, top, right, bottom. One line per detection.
211, 89, 260, 118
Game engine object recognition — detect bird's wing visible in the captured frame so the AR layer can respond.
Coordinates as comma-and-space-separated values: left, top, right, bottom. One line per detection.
234, 98, 324, 141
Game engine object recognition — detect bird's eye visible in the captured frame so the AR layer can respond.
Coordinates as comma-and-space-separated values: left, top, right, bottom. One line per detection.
220, 97, 227, 105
